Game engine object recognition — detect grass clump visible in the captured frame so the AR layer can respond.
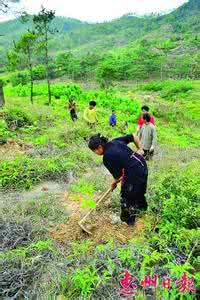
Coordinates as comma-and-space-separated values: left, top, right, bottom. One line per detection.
0, 155, 75, 189
141, 80, 193, 100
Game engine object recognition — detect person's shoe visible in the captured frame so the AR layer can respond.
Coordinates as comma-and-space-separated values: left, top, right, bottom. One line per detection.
120, 208, 130, 223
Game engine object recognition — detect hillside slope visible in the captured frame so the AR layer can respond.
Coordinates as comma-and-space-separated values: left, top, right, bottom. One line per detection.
0, 0, 199, 64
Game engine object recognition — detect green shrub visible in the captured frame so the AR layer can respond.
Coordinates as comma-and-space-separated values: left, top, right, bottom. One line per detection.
71, 266, 100, 295
5, 82, 83, 100
0, 119, 12, 140
4, 107, 34, 129
32, 65, 46, 80
141, 81, 163, 91
161, 81, 193, 99
141, 80, 193, 100
10, 71, 29, 86
0, 155, 75, 189
149, 160, 200, 231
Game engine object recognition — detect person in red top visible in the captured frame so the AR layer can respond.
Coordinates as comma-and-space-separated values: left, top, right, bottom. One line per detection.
137, 106, 155, 134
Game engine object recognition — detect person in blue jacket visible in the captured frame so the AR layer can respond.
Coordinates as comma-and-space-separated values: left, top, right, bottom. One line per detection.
88, 133, 148, 225
109, 110, 117, 127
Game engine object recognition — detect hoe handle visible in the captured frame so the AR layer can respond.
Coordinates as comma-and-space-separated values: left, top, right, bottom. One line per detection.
79, 188, 112, 225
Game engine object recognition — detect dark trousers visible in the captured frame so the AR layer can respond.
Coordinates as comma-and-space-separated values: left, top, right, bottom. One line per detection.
70, 110, 78, 121
120, 157, 148, 225
143, 149, 154, 161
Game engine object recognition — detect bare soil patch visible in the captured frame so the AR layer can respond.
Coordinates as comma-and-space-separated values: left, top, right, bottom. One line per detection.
50, 191, 146, 244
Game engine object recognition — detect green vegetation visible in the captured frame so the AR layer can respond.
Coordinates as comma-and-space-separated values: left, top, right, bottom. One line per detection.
0, 1, 200, 298
0, 78, 199, 298
0, 0, 200, 84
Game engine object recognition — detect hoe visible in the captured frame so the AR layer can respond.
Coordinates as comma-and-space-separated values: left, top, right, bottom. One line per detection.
78, 188, 112, 235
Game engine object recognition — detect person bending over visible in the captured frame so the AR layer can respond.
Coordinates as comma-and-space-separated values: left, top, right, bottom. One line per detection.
88, 133, 148, 225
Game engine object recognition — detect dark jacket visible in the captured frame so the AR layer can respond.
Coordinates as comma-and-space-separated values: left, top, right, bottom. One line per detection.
103, 134, 147, 184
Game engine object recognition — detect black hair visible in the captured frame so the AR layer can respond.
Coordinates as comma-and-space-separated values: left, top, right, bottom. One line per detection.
88, 133, 108, 150
89, 100, 96, 107
142, 105, 149, 112
143, 113, 151, 122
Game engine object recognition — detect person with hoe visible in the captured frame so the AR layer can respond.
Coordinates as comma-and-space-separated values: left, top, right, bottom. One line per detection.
88, 133, 148, 225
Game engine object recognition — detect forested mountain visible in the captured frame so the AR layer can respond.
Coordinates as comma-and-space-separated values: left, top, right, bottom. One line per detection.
0, 0, 199, 82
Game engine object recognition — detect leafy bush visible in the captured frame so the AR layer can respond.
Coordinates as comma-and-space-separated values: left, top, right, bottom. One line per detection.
160, 81, 193, 99
10, 71, 29, 86
141, 80, 193, 100
141, 81, 163, 91
32, 65, 46, 80
149, 160, 200, 232
4, 107, 35, 129
5, 82, 83, 100
0, 155, 75, 189
71, 266, 100, 295
0, 119, 12, 140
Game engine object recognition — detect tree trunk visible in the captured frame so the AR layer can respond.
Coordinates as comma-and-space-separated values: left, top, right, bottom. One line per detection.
28, 49, 34, 104
30, 78, 33, 104
45, 28, 51, 105
0, 80, 5, 108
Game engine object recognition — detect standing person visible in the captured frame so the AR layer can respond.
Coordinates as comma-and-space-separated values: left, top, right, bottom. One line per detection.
83, 100, 97, 128
109, 110, 117, 127
137, 105, 155, 134
88, 133, 148, 225
68, 97, 78, 121
139, 113, 156, 160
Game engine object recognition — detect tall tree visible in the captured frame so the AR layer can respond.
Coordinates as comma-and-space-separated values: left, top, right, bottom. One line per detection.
10, 31, 38, 103
33, 6, 55, 105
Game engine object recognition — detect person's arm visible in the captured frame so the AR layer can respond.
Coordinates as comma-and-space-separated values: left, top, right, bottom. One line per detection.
133, 134, 144, 155
114, 134, 134, 144
138, 127, 142, 141
103, 154, 123, 191
111, 177, 121, 191
150, 126, 157, 150
83, 108, 89, 122
94, 110, 97, 122
114, 134, 144, 155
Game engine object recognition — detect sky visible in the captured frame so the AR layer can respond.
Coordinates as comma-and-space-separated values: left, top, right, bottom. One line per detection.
1, 0, 188, 22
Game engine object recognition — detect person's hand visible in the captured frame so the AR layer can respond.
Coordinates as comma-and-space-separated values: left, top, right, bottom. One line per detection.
136, 149, 144, 156
111, 181, 118, 191
111, 178, 121, 191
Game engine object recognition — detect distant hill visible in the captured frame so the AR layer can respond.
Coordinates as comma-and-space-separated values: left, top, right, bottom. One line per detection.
0, 0, 199, 81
